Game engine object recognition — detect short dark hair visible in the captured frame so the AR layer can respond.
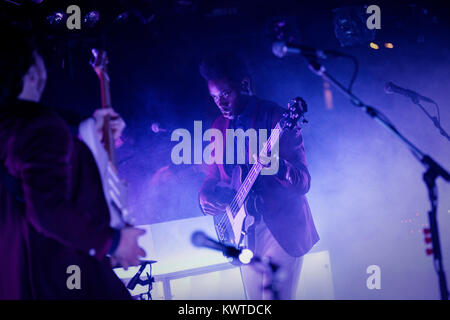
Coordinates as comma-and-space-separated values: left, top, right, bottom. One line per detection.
0, 20, 37, 102
199, 52, 249, 84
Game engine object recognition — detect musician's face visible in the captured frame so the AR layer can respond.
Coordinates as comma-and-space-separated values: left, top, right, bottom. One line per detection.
207, 78, 243, 119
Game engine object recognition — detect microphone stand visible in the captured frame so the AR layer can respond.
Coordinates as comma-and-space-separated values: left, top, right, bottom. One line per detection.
304, 58, 450, 300
191, 231, 282, 299
127, 260, 157, 300
248, 256, 281, 300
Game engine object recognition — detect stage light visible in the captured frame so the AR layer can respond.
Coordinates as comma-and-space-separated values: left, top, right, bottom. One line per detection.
84, 11, 100, 28
114, 12, 129, 24
369, 42, 379, 50
384, 42, 394, 49
46, 11, 65, 25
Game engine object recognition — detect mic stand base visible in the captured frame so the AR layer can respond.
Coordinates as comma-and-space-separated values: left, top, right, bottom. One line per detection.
424, 168, 449, 300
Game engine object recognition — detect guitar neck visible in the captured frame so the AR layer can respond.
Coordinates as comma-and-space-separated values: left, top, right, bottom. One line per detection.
229, 122, 284, 216
98, 70, 118, 169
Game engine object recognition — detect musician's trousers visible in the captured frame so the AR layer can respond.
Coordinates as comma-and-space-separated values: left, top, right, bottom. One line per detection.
240, 219, 303, 300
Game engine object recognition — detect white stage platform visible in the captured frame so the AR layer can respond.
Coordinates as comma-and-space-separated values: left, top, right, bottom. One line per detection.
114, 216, 334, 300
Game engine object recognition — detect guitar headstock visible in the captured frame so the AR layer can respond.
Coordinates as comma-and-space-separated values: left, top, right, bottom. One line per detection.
90, 48, 109, 79
281, 97, 308, 130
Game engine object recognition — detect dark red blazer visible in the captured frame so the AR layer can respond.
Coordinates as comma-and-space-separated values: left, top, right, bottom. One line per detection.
0, 100, 130, 299
199, 96, 319, 257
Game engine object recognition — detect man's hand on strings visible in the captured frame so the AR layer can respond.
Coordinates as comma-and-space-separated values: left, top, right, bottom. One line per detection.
199, 186, 235, 216
93, 108, 126, 147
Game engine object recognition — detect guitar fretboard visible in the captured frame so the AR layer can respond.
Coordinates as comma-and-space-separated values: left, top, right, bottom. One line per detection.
97, 67, 118, 169
228, 122, 284, 217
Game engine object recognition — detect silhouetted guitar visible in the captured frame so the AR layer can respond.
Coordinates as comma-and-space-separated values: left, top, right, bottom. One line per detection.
213, 97, 308, 250
79, 49, 129, 228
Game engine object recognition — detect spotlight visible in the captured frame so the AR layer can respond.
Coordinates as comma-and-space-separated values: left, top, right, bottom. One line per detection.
114, 12, 129, 24
83, 11, 100, 28
369, 42, 379, 50
384, 42, 394, 49
46, 11, 65, 25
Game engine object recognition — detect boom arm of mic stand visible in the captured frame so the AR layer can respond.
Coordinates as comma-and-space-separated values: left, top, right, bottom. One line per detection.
305, 57, 449, 299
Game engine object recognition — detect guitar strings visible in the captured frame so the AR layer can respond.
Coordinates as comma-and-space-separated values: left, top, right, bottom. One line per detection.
216, 123, 283, 234
216, 123, 282, 231
216, 159, 263, 232
216, 166, 260, 236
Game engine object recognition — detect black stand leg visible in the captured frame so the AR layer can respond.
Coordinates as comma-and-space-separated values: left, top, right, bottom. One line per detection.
424, 170, 449, 300
250, 256, 281, 300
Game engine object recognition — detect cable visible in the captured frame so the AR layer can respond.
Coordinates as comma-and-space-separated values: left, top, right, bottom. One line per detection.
345, 54, 359, 93
320, 52, 359, 93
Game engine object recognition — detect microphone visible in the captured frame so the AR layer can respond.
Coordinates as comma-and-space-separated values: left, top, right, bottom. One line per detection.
272, 41, 341, 59
384, 82, 435, 104
191, 231, 253, 264
126, 260, 157, 290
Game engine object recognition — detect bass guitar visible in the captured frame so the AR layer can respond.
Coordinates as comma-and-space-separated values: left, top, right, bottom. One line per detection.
213, 97, 308, 251
78, 48, 129, 229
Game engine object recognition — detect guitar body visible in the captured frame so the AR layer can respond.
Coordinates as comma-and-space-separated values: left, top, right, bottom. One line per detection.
213, 165, 258, 250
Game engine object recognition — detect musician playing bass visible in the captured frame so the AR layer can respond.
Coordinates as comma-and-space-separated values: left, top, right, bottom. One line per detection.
198, 52, 319, 300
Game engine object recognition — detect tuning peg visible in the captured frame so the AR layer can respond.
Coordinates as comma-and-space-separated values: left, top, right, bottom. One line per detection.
426, 248, 433, 256
295, 97, 308, 112
423, 228, 431, 235
425, 237, 432, 244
